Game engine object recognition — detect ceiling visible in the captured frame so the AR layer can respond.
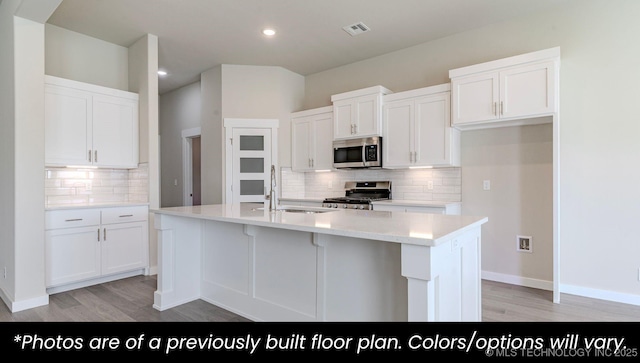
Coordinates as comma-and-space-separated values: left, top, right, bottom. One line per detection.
47, 0, 573, 94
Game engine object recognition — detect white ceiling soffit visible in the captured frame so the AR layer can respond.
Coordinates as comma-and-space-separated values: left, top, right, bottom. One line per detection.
46, 0, 575, 94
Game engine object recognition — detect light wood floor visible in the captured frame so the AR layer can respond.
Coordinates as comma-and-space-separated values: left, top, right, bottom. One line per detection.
2, 275, 640, 322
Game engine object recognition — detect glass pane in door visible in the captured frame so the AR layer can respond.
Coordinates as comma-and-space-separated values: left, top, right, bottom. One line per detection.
240, 135, 264, 151
240, 158, 264, 173
240, 180, 265, 196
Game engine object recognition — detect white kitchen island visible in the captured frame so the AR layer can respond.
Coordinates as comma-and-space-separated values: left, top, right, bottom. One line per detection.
151, 204, 487, 322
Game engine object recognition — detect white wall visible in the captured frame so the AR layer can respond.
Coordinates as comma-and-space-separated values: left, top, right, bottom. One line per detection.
0, 0, 61, 312
198, 65, 304, 204
462, 124, 553, 287
128, 34, 159, 274
221, 64, 304, 168
0, 0, 18, 306
303, 0, 640, 301
159, 81, 201, 207
45, 23, 129, 91
200, 66, 222, 204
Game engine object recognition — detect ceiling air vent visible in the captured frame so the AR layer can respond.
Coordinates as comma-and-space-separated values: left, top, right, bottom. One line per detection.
342, 22, 370, 36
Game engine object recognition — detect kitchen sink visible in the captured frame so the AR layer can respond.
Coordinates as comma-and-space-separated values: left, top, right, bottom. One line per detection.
252, 207, 336, 214
278, 208, 335, 214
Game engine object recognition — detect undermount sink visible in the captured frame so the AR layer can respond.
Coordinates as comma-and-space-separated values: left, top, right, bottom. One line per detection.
278, 208, 334, 214
252, 206, 336, 214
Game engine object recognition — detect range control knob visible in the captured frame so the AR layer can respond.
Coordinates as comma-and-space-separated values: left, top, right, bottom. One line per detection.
343, 204, 348, 208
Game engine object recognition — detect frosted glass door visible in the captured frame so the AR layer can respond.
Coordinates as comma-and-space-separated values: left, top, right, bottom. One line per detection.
232, 129, 271, 204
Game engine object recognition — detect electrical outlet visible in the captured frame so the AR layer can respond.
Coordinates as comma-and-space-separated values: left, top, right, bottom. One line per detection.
427, 181, 434, 190
483, 180, 491, 190
174, 179, 178, 186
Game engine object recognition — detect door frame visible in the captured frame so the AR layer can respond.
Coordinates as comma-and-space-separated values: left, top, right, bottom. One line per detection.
223, 118, 279, 204
182, 127, 201, 206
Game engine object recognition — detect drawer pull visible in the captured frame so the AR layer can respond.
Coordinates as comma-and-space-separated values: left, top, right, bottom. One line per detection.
119, 214, 134, 218
65, 218, 83, 222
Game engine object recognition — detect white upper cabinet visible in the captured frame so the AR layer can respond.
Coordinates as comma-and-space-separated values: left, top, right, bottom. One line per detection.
331, 85, 393, 140
449, 47, 560, 130
45, 76, 139, 168
291, 106, 334, 172
383, 84, 460, 168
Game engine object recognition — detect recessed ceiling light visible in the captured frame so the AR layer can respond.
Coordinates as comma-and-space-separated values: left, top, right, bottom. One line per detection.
262, 28, 276, 36
158, 70, 167, 76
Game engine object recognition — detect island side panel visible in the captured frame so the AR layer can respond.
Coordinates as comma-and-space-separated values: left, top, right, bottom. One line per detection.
200, 221, 320, 321
153, 214, 203, 311
401, 226, 482, 322
197, 219, 408, 321
322, 234, 407, 321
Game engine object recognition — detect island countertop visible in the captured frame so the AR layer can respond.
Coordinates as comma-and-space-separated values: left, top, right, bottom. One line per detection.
151, 203, 487, 247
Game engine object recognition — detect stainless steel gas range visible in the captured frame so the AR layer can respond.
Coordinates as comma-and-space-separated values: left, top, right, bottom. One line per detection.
322, 181, 391, 210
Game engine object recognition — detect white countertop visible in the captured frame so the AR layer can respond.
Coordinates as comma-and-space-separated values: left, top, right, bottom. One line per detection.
151, 203, 487, 247
45, 202, 150, 211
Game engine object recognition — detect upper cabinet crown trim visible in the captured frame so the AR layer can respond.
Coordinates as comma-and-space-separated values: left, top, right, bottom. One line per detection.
330, 85, 393, 102
291, 105, 333, 118
384, 83, 450, 103
45, 75, 139, 100
449, 47, 560, 79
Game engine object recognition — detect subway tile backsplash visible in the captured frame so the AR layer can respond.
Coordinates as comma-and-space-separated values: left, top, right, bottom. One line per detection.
280, 167, 461, 202
45, 163, 149, 207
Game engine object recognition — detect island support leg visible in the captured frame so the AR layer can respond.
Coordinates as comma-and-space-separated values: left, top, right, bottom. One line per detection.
153, 214, 202, 311
401, 227, 482, 322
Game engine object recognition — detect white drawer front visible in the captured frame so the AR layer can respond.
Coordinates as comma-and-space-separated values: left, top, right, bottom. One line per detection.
46, 209, 101, 230
101, 205, 148, 225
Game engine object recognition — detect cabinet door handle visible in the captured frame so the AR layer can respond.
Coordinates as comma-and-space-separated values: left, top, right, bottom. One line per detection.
309, 158, 311, 167
500, 101, 504, 115
89, 150, 92, 162
104, 228, 107, 241
94, 150, 98, 163
65, 218, 82, 222
350, 124, 354, 134
311, 158, 314, 167
354, 124, 357, 134
409, 151, 413, 162
119, 214, 133, 218
98, 228, 100, 241
415, 151, 419, 162
493, 102, 497, 115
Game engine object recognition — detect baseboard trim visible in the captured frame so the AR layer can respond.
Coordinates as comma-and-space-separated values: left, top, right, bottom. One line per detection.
0, 286, 49, 313
46, 269, 145, 295
481, 271, 640, 307
482, 270, 553, 291
560, 284, 640, 306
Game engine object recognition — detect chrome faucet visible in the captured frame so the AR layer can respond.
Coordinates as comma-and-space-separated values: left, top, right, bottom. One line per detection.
268, 165, 277, 211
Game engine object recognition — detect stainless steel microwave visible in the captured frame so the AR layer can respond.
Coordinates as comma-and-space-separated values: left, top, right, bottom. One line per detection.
333, 136, 382, 169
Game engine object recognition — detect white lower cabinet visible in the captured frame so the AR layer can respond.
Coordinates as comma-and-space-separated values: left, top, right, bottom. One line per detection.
45, 205, 149, 291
